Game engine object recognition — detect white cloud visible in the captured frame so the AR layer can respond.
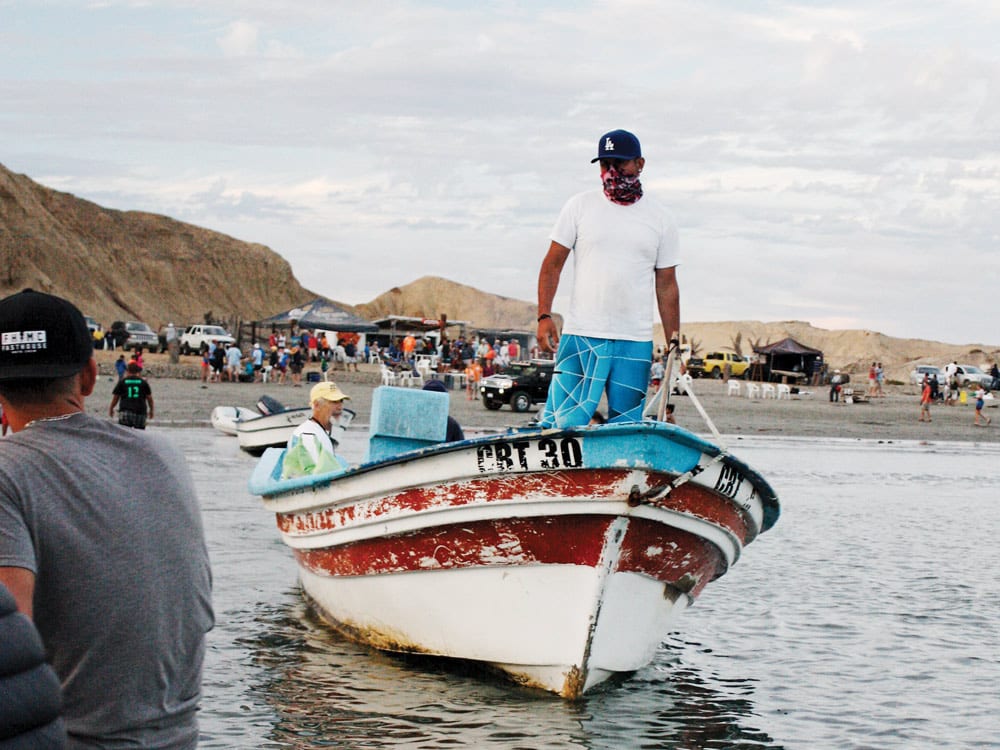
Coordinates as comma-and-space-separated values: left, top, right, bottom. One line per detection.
217, 20, 258, 57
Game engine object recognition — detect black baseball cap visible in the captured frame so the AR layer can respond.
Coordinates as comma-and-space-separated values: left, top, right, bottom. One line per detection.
0, 289, 94, 380
591, 129, 642, 162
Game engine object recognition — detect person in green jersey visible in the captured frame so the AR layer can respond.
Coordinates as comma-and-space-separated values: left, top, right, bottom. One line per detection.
108, 361, 154, 429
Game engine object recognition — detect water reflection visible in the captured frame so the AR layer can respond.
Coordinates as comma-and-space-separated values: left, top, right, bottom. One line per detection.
240, 594, 781, 749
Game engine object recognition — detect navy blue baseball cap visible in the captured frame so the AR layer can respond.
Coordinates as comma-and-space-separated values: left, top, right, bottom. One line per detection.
0, 289, 93, 380
591, 129, 642, 162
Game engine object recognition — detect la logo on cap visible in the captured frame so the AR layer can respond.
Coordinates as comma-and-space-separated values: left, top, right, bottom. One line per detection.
604, 137, 615, 152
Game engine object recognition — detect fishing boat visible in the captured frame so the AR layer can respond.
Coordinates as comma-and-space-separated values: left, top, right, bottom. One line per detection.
250, 385, 780, 698
236, 396, 356, 456
210, 405, 259, 436
236, 407, 311, 455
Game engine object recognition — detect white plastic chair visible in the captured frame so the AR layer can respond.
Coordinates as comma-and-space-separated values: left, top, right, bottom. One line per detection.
745, 383, 760, 399
398, 369, 423, 388
380, 365, 397, 386
777, 384, 791, 400
761, 383, 776, 399
727, 380, 741, 397
673, 373, 693, 395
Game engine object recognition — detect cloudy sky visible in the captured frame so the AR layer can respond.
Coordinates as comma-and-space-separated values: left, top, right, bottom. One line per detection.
4, 1, 999, 345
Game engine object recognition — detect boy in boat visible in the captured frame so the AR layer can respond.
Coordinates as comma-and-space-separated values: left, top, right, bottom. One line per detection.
536, 129, 680, 428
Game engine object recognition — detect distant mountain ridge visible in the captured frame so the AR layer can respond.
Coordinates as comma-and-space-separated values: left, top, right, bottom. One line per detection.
355, 276, 542, 331
1, 162, 996, 379
0, 162, 317, 326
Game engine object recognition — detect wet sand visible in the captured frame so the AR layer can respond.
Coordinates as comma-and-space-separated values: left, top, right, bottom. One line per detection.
89, 351, 998, 443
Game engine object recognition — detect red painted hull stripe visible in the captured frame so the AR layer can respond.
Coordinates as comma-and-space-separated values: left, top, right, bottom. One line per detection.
294, 515, 724, 596
276, 468, 749, 542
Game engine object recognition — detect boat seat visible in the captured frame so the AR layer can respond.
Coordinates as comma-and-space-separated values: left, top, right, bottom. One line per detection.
727, 380, 741, 397
367, 386, 449, 462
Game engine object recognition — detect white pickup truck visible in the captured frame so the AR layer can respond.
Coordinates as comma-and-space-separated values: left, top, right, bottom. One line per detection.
179, 325, 235, 355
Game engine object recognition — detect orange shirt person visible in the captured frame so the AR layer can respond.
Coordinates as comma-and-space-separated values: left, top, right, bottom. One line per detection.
402, 334, 416, 361
465, 361, 482, 400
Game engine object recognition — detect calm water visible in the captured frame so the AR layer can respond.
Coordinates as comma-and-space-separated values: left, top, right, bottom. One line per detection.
175, 428, 1000, 749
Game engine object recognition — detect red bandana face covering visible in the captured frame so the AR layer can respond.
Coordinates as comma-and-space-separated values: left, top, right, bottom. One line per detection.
601, 166, 643, 205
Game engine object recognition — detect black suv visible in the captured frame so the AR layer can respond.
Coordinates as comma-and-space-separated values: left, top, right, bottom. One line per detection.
480, 360, 555, 412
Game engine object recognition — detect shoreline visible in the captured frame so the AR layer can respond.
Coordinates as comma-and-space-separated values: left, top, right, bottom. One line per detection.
89, 350, 999, 444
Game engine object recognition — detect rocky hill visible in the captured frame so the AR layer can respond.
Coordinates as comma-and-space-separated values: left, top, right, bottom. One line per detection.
0, 162, 316, 327
356, 276, 545, 331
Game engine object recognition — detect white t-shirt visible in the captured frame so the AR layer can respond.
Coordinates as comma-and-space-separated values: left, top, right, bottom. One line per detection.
288, 418, 335, 465
550, 189, 680, 341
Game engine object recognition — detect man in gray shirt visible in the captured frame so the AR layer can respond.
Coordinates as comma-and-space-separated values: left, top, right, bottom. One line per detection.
0, 290, 214, 748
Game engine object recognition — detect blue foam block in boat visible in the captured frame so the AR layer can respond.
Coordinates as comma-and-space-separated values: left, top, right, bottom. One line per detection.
367, 386, 449, 461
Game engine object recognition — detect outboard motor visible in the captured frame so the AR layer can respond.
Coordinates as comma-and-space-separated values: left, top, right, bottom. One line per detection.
256, 395, 286, 416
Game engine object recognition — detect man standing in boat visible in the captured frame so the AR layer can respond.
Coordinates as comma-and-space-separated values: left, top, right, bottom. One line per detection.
0, 289, 213, 747
536, 129, 681, 427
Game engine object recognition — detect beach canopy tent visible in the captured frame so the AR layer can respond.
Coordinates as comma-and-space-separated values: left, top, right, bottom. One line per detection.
753, 337, 823, 382
258, 298, 378, 333
371, 315, 470, 346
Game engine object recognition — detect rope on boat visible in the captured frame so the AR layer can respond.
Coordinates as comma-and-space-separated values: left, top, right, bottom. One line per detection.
648, 340, 727, 449
631, 339, 729, 507
628, 451, 727, 506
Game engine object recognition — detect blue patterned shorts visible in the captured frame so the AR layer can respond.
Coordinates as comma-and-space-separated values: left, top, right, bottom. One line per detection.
537, 335, 652, 428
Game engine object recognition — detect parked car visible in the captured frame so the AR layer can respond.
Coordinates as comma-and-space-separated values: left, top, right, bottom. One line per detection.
955, 364, 992, 388
688, 352, 749, 379
480, 360, 555, 412
909, 365, 945, 386
84, 316, 102, 335
109, 320, 158, 351
685, 354, 704, 377
180, 325, 235, 355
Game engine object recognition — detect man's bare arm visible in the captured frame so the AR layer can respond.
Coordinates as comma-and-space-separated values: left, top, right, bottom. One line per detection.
655, 266, 680, 343
537, 241, 571, 353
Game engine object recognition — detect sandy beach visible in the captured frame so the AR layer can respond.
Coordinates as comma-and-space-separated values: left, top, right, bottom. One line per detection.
88, 350, 998, 444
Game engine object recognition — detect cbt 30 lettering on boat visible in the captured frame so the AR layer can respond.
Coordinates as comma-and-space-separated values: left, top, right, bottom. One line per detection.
251, 418, 779, 699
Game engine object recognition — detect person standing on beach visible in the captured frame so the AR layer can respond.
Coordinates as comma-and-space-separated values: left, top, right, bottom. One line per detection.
536, 128, 680, 427
0, 289, 213, 748
973, 387, 991, 426
919, 378, 932, 422
108, 361, 154, 429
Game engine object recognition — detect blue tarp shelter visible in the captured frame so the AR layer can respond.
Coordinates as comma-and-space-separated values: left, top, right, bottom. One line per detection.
258, 298, 378, 333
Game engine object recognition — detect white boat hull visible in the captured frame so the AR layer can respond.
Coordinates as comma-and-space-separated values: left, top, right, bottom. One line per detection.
210, 405, 258, 436
251, 422, 779, 697
236, 407, 311, 455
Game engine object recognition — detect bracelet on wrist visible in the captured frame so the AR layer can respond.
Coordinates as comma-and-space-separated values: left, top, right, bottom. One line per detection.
537, 313, 552, 323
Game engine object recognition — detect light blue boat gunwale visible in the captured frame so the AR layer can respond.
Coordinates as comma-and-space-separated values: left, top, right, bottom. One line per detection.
249, 421, 779, 532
